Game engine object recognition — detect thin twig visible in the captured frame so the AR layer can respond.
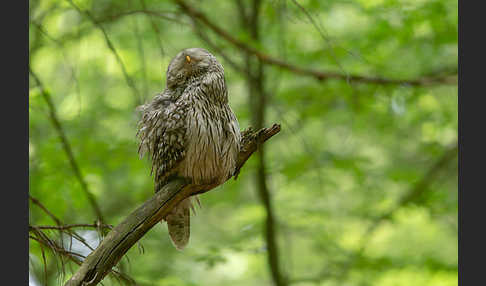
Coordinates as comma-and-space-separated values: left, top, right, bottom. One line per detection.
30, 224, 113, 231
30, 234, 137, 285
30, 235, 86, 261
29, 196, 101, 255
132, 16, 149, 103
290, 0, 349, 82
66, 0, 142, 105
97, 9, 186, 26
139, 0, 166, 58
29, 195, 63, 226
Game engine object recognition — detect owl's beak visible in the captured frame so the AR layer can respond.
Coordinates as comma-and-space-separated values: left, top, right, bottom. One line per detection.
186, 55, 191, 63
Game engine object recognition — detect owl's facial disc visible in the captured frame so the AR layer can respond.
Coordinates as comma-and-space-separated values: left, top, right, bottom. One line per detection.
166, 48, 214, 88
180, 51, 211, 77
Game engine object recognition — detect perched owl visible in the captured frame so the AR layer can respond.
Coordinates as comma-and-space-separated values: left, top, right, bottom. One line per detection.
136, 48, 241, 250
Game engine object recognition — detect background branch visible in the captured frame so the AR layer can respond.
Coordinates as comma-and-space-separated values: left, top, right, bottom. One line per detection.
97, 9, 184, 26
174, 0, 457, 87
234, 1, 288, 285
29, 70, 105, 224
290, 143, 458, 284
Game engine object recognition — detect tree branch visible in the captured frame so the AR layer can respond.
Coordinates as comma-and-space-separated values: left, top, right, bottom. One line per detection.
174, 0, 457, 87
64, 124, 281, 286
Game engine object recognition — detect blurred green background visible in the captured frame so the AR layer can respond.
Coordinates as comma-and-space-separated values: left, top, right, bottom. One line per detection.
29, 0, 458, 285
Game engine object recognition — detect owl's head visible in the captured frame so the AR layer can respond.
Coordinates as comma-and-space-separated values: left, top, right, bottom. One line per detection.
166, 48, 221, 88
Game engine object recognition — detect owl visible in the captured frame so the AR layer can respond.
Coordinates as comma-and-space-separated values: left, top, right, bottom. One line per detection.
136, 48, 241, 250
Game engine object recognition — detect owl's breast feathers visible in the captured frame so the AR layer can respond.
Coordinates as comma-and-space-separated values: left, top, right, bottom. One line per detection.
178, 71, 241, 184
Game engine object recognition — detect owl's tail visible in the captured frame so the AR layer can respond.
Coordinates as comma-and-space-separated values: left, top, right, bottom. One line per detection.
164, 196, 201, 250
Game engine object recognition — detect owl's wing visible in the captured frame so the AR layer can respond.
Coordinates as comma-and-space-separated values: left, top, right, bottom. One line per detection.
137, 93, 189, 192
137, 92, 195, 250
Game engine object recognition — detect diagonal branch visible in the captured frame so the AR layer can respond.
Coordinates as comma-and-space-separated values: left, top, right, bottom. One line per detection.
29, 69, 105, 224
64, 124, 281, 286
334, 144, 459, 282
364, 143, 459, 236
174, 0, 457, 87
30, 20, 83, 116
289, 143, 458, 284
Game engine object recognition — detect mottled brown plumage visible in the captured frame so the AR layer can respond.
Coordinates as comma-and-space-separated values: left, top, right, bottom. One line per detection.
137, 48, 241, 250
